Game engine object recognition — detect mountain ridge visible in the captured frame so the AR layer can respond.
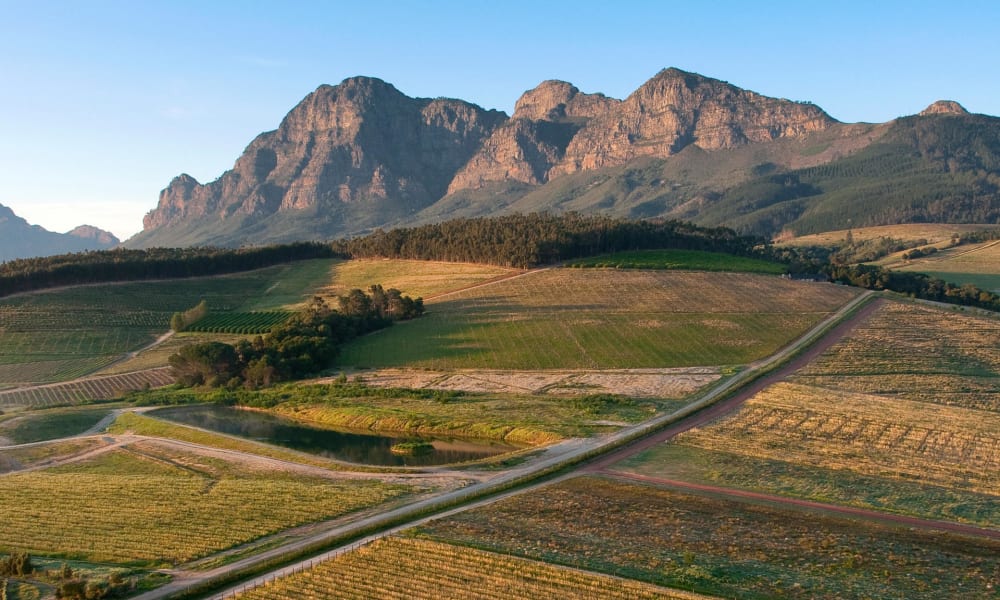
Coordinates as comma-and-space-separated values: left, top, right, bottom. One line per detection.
130, 69, 999, 248
0, 204, 119, 260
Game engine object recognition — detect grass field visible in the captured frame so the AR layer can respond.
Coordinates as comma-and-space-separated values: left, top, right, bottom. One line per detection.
233, 536, 709, 600
0, 406, 111, 444
567, 249, 787, 274
107, 412, 366, 471
317, 259, 518, 300
779, 223, 1000, 247
792, 302, 1000, 411
894, 239, 1000, 291
417, 476, 1000, 599
0, 443, 411, 565
0, 260, 338, 386
0, 438, 106, 473
339, 270, 858, 370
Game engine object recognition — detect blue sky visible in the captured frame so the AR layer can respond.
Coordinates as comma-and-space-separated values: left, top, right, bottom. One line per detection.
2, 0, 998, 240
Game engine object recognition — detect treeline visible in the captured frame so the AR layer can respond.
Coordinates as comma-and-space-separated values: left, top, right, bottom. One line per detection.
332, 213, 771, 268
169, 285, 423, 388
825, 264, 1000, 312
0, 242, 340, 298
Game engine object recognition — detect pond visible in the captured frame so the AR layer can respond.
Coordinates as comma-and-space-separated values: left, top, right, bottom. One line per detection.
151, 404, 520, 467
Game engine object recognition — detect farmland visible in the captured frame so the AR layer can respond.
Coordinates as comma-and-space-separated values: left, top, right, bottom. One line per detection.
0, 369, 173, 410
232, 536, 707, 600
417, 476, 1000, 599
0, 405, 112, 444
894, 239, 1000, 291
339, 270, 858, 370
317, 259, 518, 300
0, 260, 339, 387
0, 443, 412, 565
792, 301, 1000, 411
567, 249, 786, 274
184, 311, 291, 335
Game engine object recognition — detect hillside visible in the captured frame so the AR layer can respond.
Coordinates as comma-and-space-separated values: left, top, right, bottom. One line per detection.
130, 69, 999, 248
0, 203, 118, 260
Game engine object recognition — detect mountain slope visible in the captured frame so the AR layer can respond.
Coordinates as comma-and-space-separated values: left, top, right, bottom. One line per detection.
132, 69, 1000, 247
0, 204, 119, 260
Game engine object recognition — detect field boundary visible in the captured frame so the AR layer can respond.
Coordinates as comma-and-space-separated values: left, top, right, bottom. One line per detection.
132, 291, 877, 600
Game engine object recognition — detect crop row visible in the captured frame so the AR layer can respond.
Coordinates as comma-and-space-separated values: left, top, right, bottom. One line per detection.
676, 382, 1000, 494
186, 311, 291, 335
0, 307, 169, 331
0, 357, 119, 388
234, 536, 697, 600
0, 368, 174, 409
791, 302, 1000, 412
0, 447, 409, 565
417, 476, 1000, 600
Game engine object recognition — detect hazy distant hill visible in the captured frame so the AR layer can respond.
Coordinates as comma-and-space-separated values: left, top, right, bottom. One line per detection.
129, 69, 999, 248
0, 204, 119, 260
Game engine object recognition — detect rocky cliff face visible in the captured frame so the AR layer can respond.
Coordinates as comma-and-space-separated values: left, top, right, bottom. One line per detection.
549, 68, 836, 178
446, 81, 619, 193
919, 100, 969, 116
142, 77, 506, 236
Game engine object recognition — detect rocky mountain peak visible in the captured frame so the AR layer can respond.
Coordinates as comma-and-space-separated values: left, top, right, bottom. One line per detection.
919, 100, 969, 116
68, 225, 119, 245
550, 67, 836, 177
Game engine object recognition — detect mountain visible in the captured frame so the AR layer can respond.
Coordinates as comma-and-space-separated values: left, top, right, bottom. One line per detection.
132, 69, 1000, 247
0, 204, 119, 261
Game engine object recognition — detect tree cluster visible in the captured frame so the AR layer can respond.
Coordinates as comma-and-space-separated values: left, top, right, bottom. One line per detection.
332, 213, 771, 269
169, 285, 423, 388
170, 300, 209, 332
0, 242, 340, 298
54, 564, 130, 600
0, 552, 32, 577
825, 263, 1000, 312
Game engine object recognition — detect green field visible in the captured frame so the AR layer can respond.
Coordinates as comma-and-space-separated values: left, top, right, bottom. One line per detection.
0, 260, 338, 386
567, 249, 787, 274
417, 476, 1000, 599
0, 444, 411, 565
232, 536, 706, 600
339, 270, 858, 370
894, 239, 1000, 291
184, 311, 291, 334
614, 300, 1000, 527
0, 406, 111, 444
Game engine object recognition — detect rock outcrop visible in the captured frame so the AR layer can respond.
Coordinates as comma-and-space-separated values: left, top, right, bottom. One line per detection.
446, 81, 618, 193
142, 77, 506, 236
919, 100, 970, 116
550, 68, 836, 177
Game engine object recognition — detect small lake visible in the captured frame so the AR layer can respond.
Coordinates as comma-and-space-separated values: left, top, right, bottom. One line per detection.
151, 404, 519, 467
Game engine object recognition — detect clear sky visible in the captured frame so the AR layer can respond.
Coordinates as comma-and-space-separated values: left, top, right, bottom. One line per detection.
2, 0, 998, 241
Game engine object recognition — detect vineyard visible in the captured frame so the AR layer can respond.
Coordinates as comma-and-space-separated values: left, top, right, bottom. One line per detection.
896, 239, 1000, 291
792, 301, 1000, 411
654, 381, 1000, 494
0, 444, 411, 565
0, 260, 337, 386
185, 311, 291, 335
567, 249, 786, 274
339, 270, 859, 370
417, 476, 1000, 599
318, 259, 518, 300
232, 536, 705, 600
0, 438, 105, 473
0, 369, 173, 409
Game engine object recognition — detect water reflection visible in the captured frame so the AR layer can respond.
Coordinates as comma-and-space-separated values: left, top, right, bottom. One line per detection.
151, 404, 518, 466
